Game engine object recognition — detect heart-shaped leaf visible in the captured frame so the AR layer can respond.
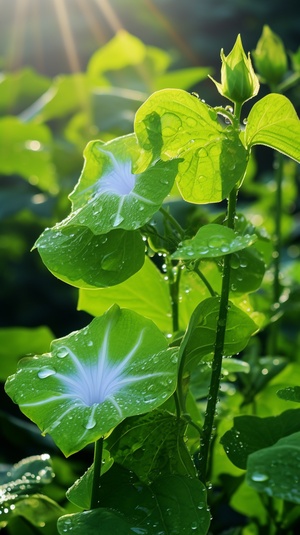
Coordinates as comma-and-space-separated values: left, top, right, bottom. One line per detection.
134, 88, 249, 203
172, 224, 256, 260
35, 225, 145, 288
67, 134, 180, 233
5, 306, 178, 456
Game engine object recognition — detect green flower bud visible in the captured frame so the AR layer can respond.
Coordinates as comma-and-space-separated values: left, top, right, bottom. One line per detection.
210, 34, 260, 105
253, 26, 288, 86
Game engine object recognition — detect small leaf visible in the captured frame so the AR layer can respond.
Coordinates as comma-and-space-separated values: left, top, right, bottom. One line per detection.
246, 432, 300, 503
78, 257, 172, 332
134, 88, 249, 203
35, 225, 145, 289
58, 465, 210, 535
245, 94, 300, 163
5, 306, 178, 456
221, 409, 300, 469
183, 297, 258, 371
172, 223, 256, 260
68, 134, 180, 233
277, 386, 300, 403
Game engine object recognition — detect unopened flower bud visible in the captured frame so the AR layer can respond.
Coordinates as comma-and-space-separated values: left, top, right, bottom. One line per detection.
253, 26, 288, 87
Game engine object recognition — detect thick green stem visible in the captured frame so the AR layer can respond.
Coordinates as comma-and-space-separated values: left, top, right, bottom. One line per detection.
90, 437, 104, 509
198, 186, 238, 483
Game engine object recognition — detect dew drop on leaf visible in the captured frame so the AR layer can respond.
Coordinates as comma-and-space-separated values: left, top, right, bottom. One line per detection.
56, 348, 69, 359
251, 472, 269, 482
85, 415, 97, 430
38, 368, 56, 379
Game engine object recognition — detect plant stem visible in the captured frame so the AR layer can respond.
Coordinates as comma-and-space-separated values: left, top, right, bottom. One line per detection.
194, 262, 216, 297
167, 258, 181, 333
198, 186, 238, 483
160, 206, 185, 238
90, 437, 104, 509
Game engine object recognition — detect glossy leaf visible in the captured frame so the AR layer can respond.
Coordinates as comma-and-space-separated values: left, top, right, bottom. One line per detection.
134, 88, 248, 203
5, 306, 178, 456
35, 225, 145, 289
67, 134, 180, 234
246, 432, 300, 503
183, 297, 258, 371
221, 409, 300, 469
58, 465, 210, 535
172, 223, 256, 260
0, 326, 54, 381
0, 117, 57, 193
0, 454, 61, 527
245, 94, 300, 162
78, 257, 172, 331
106, 410, 197, 483
277, 386, 300, 403
229, 244, 266, 294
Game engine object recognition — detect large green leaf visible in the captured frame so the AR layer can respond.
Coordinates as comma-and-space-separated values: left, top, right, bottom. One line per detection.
58, 465, 210, 535
172, 223, 256, 260
134, 88, 248, 203
245, 94, 300, 162
67, 134, 180, 233
106, 410, 197, 483
78, 257, 172, 331
0, 454, 62, 527
183, 297, 258, 371
35, 225, 145, 289
246, 432, 300, 503
5, 306, 178, 456
221, 409, 300, 470
0, 326, 54, 381
0, 68, 50, 115
0, 117, 57, 193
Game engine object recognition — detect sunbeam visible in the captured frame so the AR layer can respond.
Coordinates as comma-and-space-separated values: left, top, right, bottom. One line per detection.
93, 0, 123, 33
75, 0, 109, 46
52, 0, 81, 72
6, 0, 29, 69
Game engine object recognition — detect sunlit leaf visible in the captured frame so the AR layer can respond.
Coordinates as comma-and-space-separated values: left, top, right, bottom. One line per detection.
58, 465, 210, 535
245, 94, 300, 162
35, 225, 145, 289
78, 257, 172, 331
0, 68, 50, 115
5, 306, 178, 456
221, 409, 300, 469
134, 88, 248, 203
172, 223, 256, 260
246, 431, 300, 503
0, 326, 54, 381
67, 134, 180, 233
0, 117, 57, 193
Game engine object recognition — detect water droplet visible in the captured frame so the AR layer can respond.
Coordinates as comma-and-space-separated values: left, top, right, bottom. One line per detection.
85, 415, 96, 430
208, 236, 225, 248
38, 368, 56, 379
56, 348, 68, 359
112, 213, 124, 227
251, 472, 269, 482
191, 521, 199, 530
87, 341, 93, 347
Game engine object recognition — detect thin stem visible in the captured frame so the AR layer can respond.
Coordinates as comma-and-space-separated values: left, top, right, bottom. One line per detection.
194, 262, 216, 297
90, 437, 104, 509
166, 259, 181, 333
198, 186, 238, 483
160, 206, 185, 238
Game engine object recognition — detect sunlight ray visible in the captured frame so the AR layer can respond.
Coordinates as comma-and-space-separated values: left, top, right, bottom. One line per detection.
52, 0, 81, 72
75, 0, 108, 46
93, 0, 123, 33
6, 0, 29, 69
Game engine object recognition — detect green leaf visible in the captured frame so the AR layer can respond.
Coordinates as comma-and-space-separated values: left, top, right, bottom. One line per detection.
183, 297, 258, 371
58, 465, 210, 535
78, 257, 172, 332
0, 454, 62, 527
5, 306, 178, 456
35, 225, 145, 289
134, 88, 248, 203
0, 117, 58, 193
106, 410, 197, 483
0, 68, 50, 115
277, 386, 300, 403
0, 326, 54, 381
221, 409, 300, 469
229, 245, 266, 294
245, 94, 300, 163
246, 431, 300, 503
68, 134, 180, 233
172, 223, 256, 260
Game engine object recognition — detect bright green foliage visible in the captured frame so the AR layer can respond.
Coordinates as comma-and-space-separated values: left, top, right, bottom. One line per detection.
0, 455, 62, 529
134, 88, 249, 203
253, 25, 288, 86
58, 465, 210, 535
209, 34, 260, 104
5, 306, 178, 456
